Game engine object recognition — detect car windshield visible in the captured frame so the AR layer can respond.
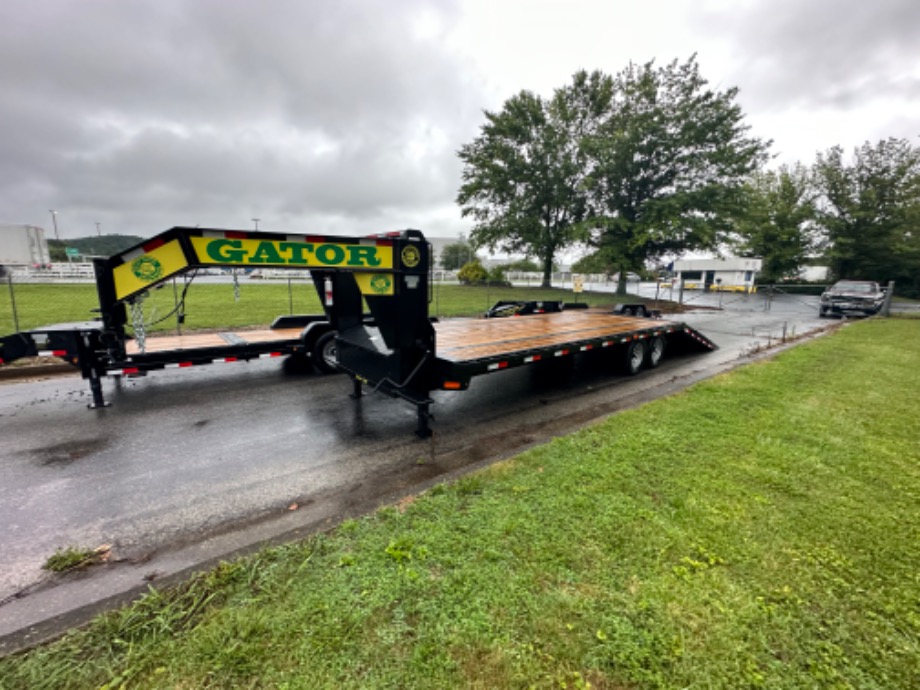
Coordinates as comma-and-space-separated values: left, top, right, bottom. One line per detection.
835, 281, 874, 293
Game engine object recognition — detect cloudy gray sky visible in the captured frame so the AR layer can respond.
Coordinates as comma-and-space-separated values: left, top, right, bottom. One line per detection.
2, 0, 917, 240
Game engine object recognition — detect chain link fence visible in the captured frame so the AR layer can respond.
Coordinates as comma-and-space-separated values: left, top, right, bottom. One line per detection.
0, 268, 328, 337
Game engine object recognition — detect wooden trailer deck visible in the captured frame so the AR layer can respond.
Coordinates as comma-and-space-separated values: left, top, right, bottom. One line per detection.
125, 327, 302, 355
434, 311, 664, 362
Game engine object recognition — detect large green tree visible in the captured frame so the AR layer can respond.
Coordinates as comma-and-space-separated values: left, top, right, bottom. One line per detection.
813, 138, 920, 295
582, 56, 770, 293
457, 71, 613, 287
439, 240, 476, 270
732, 164, 817, 282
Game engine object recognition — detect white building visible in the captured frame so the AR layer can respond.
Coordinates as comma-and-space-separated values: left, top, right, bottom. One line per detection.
671, 257, 762, 293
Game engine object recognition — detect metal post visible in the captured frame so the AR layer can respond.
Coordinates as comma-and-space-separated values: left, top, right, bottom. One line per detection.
7, 273, 19, 332
172, 277, 182, 335
288, 277, 294, 314
880, 281, 895, 317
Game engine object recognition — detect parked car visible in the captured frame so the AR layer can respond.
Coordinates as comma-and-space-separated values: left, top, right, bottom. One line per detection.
819, 280, 886, 317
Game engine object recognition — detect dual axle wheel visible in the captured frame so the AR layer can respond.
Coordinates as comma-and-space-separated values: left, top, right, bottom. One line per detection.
622, 335, 666, 375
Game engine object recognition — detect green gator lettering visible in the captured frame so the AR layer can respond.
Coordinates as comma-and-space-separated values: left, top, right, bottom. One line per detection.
346, 245, 382, 267
248, 241, 284, 264
315, 244, 346, 265
207, 239, 247, 262
198, 237, 386, 268
279, 242, 312, 264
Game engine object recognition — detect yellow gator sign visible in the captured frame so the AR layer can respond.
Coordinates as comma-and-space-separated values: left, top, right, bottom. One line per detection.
189, 237, 394, 270
113, 236, 398, 301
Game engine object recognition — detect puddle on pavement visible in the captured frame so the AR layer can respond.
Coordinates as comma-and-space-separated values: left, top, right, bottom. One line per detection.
29, 438, 109, 467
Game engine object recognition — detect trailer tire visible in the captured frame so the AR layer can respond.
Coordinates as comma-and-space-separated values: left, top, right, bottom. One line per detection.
646, 335, 666, 368
312, 331, 339, 374
623, 339, 646, 375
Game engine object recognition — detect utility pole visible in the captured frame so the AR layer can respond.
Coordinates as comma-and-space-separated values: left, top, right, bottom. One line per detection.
49, 209, 60, 241
252, 218, 260, 230
95, 222, 101, 236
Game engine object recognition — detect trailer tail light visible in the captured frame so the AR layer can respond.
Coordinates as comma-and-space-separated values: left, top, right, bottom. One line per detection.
443, 381, 462, 390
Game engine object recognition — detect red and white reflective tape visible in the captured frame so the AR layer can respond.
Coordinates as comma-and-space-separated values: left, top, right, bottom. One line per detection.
165, 361, 194, 369
601, 340, 613, 348
554, 349, 570, 357
214, 356, 239, 364
38, 349, 69, 357
259, 352, 282, 359
487, 361, 509, 371
524, 354, 542, 363
580, 344, 594, 351
108, 367, 140, 377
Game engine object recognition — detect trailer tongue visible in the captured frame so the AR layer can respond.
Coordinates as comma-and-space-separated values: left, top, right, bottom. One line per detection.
0, 226, 717, 436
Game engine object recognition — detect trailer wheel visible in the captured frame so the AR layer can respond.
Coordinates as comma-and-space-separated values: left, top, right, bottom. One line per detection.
646, 335, 666, 368
312, 331, 338, 373
623, 339, 646, 375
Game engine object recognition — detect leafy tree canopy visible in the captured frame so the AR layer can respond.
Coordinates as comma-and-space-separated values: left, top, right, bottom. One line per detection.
439, 241, 476, 270
731, 164, 817, 283
457, 71, 613, 287
813, 138, 920, 295
581, 55, 771, 293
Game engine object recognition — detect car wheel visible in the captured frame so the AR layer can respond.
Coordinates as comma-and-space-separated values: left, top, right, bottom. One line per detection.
312, 331, 339, 374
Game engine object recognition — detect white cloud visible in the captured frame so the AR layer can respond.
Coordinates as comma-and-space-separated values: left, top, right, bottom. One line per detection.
0, 0, 917, 240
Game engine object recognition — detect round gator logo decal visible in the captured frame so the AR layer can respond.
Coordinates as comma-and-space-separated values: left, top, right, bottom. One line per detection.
369, 274, 392, 294
131, 256, 164, 282
401, 245, 421, 268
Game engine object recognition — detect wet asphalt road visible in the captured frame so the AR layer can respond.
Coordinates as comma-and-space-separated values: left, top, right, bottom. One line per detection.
0, 288, 834, 650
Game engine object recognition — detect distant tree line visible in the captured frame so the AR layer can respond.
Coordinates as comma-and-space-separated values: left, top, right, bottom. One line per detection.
47, 234, 143, 261
456, 56, 920, 297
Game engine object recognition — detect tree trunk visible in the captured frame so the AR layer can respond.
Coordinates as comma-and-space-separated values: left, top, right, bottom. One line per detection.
616, 262, 627, 295
541, 253, 553, 288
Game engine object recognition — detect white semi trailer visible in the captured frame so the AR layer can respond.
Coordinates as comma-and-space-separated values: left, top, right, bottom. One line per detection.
0, 224, 52, 271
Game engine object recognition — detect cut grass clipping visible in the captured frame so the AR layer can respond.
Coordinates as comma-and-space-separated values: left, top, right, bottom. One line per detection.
2, 318, 919, 688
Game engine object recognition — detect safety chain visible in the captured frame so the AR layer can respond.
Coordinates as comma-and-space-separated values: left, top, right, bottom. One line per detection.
130, 292, 148, 353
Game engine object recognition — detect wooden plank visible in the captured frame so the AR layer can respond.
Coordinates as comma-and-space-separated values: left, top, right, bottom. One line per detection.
125, 328, 301, 355
434, 312, 658, 363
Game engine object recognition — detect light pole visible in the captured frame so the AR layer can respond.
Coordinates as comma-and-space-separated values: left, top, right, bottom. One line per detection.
49, 209, 60, 241
252, 218, 260, 230
95, 222, 101, 236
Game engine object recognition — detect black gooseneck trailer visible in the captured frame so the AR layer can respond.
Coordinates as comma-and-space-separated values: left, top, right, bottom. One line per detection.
0, 226, 717, 436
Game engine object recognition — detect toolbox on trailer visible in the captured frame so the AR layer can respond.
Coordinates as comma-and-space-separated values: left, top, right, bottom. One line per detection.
0, 226, 717, 436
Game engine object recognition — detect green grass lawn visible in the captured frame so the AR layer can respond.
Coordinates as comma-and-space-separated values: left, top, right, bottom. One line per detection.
2, 319, 919, 688
0, 281, 624, 335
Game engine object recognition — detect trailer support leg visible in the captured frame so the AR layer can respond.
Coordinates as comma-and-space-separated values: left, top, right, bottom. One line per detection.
350, 377, 363, 399
415, 403, 433, 439
87, 369, 109, 409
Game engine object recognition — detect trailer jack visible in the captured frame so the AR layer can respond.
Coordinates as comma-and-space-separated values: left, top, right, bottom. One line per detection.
415, 402, 433, 439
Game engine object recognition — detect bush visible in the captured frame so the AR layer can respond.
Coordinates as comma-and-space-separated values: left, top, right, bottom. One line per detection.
458, 260, 488, 285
